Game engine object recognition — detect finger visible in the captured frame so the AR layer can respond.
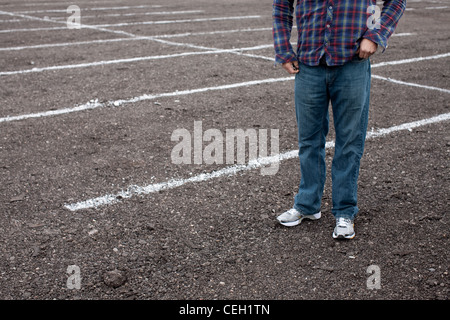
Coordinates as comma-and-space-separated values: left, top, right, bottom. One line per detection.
286, 66, 299, 74
358, 48, 366, 58
282, 63, 299, 74
359, 50, 369, 59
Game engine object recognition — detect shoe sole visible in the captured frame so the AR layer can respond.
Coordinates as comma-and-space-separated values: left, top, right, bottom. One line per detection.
332, 231, 355, 240
277, 211, 321, 227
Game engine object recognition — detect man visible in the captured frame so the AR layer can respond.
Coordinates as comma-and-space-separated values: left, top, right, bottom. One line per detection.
273, 0, 406, 239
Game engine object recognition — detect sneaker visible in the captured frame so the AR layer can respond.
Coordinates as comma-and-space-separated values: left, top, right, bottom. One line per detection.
332, 217, 355, 239
277, 208, 321, 227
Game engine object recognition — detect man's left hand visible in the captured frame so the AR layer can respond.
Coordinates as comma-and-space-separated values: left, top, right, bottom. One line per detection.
356, 39, 378, 59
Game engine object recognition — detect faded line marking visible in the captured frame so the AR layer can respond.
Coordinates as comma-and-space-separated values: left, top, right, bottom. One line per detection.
64, 112, 450, 211
61, 10, 205, 19
0, 29, 414, 51
371, 52, 450, 68
2, 52, 450, 123
13, 5, 163, 14
372, 75, 450, 94
0, 28, 271, 51
0, 36, 150, 51
0, 9, 138, 37
91, 15, 262, 27
0, 15, 262, 33
0, 77, 294, 123
4, 46, 447, 76
2, 1, 139, 7
0, 44, 272, 76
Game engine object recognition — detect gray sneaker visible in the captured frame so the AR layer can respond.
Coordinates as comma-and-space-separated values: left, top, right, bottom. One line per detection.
332, 217, 355, 239
277, 208, 321, 227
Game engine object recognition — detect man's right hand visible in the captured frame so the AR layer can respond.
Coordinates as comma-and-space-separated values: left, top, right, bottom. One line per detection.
282, 61, 299, 74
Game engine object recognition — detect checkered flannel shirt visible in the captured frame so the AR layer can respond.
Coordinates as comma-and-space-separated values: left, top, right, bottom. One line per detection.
273, 0, 406, 66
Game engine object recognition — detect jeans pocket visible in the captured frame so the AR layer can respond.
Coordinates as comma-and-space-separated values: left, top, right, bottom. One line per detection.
352, 55, 369, 63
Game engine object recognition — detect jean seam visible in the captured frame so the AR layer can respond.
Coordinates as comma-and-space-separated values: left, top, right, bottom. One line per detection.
350, 59, 371, 219
318, 103, 327, 210
332, 59, 370, 220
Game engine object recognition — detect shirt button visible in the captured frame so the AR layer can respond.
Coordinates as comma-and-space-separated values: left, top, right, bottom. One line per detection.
329, 6, 333, 10
326, 24, 330, 28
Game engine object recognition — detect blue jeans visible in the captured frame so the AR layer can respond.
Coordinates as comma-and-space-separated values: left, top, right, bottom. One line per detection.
293, 56, 371, 220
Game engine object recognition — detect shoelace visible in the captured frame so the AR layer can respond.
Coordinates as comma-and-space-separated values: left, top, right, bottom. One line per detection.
337, 218, 352, 227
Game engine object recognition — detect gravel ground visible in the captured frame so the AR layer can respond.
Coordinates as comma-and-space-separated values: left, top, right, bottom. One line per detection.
0, 0, 448, 305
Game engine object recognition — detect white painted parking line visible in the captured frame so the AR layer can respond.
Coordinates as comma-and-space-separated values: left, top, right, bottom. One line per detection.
13, 5, 164, 14
424, 6, 449, 9
0, 9, 138, 38
0, 18, 26, 22
0, 26, 93, 33
1, 52, 449, 124
0, 36, 150, 51
0, 44, 272, 76
0, 28, 273, 51
0, 77, 293, 124
0, 29, 414, 51
0, 9, 272, 65
0, 15, 262, 33
1, 1, 138, 7
371, 52, 450, 67
372, 75, 450, 94
91, 15, 262, 27
64, 112, 450, 211
4, 41, 444, 76
391, 32, 416, 37
58, 10, 205, 19
406, 6, 448, 11
3, 47, 448, 76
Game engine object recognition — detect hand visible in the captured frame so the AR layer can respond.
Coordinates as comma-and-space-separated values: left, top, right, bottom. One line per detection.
356, 39, 378, 59
282, 60, 299, 74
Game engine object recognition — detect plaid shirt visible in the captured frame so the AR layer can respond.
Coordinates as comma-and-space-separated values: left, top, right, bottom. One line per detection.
273, 0, 406, 66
